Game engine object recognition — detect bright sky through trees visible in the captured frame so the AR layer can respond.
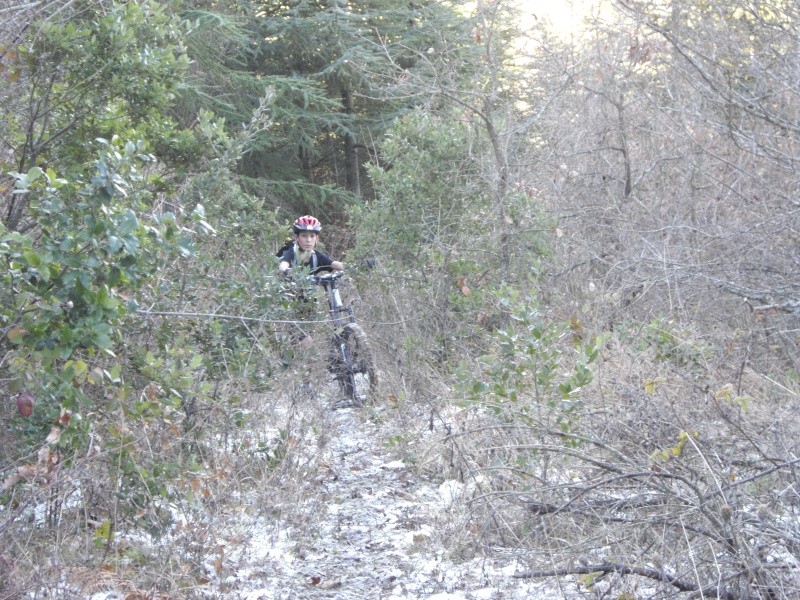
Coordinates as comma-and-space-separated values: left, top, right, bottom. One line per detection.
521, 0, 601, 37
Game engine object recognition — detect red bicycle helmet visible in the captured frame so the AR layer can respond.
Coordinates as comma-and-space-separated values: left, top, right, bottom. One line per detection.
292, 215, 322, 234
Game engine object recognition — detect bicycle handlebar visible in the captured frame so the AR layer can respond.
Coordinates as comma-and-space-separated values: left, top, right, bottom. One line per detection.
307, 270, 345, 285
282, 268, 344, 282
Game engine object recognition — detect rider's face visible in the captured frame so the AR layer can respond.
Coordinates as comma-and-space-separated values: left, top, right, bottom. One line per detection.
297, 231, 318, 252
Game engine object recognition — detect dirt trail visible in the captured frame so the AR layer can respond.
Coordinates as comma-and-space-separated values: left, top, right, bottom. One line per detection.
215, 398, 553, 600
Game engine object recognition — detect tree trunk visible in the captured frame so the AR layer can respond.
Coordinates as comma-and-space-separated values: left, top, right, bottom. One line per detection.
342, 87, 360, 197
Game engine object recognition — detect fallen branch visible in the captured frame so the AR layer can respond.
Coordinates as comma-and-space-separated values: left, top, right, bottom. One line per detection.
510, 561, 748, 600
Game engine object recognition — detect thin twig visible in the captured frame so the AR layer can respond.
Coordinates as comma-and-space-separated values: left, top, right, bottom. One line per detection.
136, 309, 331, 325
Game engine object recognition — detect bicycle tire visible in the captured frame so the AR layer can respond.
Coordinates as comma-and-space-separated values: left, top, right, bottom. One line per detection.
333, 323, 377, 404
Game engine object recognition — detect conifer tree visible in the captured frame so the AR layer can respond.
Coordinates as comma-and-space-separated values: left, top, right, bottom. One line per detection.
249, 0, 471, 205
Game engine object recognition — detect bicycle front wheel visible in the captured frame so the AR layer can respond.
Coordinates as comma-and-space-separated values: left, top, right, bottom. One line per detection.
333, 323, 377, 405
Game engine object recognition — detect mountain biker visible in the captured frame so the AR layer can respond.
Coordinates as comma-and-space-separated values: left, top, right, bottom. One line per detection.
278, 215, 343, 277
276, 216, 370, 408
277, 215, 342, 355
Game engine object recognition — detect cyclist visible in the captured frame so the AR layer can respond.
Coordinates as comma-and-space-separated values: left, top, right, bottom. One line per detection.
277, 215, 342, 354
278, 215, 343, 277
276, 216, 370, 408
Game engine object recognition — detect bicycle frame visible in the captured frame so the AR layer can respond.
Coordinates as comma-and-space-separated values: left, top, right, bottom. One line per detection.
309, 271, 352, 327
306, 270, 376, 404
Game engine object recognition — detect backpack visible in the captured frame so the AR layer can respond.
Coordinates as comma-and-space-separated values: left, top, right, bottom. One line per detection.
275, 237, 294, 258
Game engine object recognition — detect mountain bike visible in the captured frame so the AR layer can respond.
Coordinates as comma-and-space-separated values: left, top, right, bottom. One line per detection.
307, 271, 377, 406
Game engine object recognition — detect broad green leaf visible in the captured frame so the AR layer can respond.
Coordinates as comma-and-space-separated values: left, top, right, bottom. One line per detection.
118, 209, 139, 235
22, 250, 41, 267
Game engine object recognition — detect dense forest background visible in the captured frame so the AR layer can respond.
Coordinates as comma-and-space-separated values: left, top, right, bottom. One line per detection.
2, 0, 798, 598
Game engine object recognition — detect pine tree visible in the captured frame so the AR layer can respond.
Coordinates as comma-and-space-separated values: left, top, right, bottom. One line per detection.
249, 0, 472, 204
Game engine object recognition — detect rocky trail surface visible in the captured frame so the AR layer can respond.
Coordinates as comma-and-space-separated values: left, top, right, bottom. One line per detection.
204, 396, 558, 600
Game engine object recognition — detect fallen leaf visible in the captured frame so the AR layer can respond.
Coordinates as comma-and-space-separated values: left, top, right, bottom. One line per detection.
16, 391, 35, 417
6, 327, 27, 343
320, 580, 342, 590
2, 472, 23, 491
45, 426, 62, 445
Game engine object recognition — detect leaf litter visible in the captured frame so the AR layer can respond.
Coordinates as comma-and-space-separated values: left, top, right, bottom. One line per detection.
86, 377, 565, 600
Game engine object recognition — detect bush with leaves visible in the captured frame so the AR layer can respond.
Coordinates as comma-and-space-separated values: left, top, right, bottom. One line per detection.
350, 110, 551, 381
437, 293, 800, 599
0, 136, 292, 596
1, 139, 175, 453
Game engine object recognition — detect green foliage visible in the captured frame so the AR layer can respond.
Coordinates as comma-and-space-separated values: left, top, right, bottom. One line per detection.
237, 0, 476, 203
253, 428, 293, 471
352, 107, 550, 277
0, 139, 265, 527
650, 430, 699, 463
456, 288, 599, 436
179, 8, 271, 124
0, 136, 198, 456
16, 1, 190, 170
714, 383, 751, 411
352, 109, 488, 266
621, 317, 711, 371
350, 108, 551, 365
106, 418, 183, 533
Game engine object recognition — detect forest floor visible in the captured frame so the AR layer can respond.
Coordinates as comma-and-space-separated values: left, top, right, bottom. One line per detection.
187, 378, 567, 600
